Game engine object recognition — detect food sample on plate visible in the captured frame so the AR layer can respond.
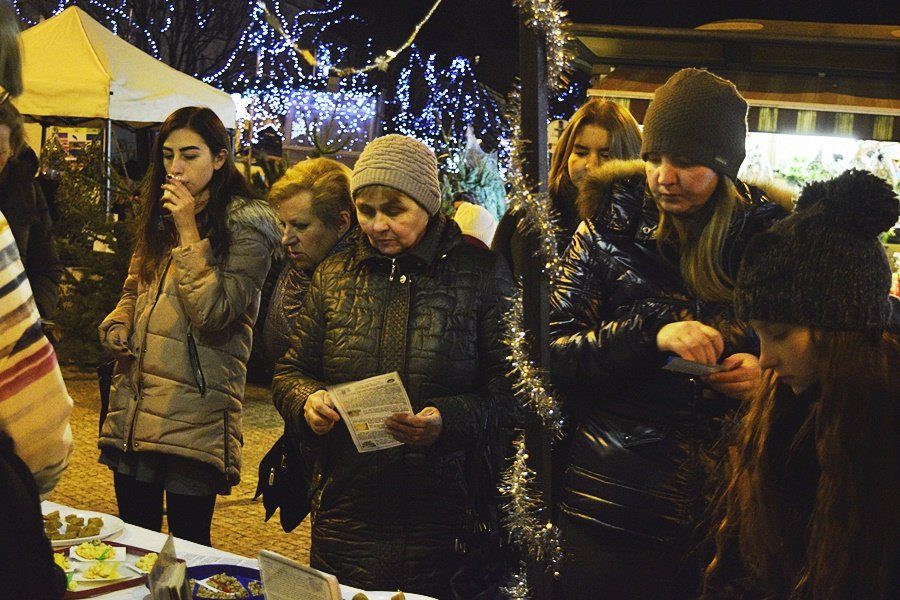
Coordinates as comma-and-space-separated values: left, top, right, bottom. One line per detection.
73, 539, 115, 560
350, 593, 405, 600
189, 572, 263, 598
133, 551, 159, 573
43, 510, 104, 540
83, 561, 120, 580
52, 552, 71, 572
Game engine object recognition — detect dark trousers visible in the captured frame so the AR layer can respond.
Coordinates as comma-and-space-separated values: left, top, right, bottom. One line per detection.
113, 472, 216, 546
557, 512, 701, 600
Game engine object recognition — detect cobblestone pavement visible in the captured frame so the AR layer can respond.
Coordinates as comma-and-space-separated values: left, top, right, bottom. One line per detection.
46, 366, 312, 564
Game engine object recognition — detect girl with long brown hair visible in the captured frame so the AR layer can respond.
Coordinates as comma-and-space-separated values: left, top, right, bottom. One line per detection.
706, 169, 900, 598
98, 107, 280, 545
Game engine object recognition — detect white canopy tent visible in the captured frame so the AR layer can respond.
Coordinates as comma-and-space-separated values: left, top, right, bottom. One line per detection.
13, 5, 235, 128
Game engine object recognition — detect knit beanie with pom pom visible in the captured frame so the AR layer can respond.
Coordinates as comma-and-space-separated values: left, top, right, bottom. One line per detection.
735, 169, 899, 330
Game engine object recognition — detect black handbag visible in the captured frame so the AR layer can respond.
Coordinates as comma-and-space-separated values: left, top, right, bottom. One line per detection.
253, 426, 311, 533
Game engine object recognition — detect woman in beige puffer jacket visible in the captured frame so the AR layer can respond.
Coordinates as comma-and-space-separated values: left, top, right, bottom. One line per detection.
98, 107, 280, 546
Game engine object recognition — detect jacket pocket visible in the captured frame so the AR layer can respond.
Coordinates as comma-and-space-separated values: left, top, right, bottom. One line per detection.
186, 329, 206, 396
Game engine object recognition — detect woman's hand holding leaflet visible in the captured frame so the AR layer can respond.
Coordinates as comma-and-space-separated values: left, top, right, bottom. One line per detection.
304, 389, 341, 435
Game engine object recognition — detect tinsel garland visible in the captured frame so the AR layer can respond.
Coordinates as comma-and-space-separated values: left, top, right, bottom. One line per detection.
512, 0, 575, 92
502, 290, 565, 441
499, 2, 574, 598
499, 436, 563, 590
502, 86, 567, 289
331, 0, 445, 77
500, 562, 532, 599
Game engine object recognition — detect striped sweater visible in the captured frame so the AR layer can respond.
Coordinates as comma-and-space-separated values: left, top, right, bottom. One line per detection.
0, 209, 73, 494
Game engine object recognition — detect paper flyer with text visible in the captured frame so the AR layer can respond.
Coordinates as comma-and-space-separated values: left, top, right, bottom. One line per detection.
326, 371, 413, 453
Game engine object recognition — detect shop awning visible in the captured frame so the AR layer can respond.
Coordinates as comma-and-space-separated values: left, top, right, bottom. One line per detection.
589, 67, 899, 141
571, 20, 900, 142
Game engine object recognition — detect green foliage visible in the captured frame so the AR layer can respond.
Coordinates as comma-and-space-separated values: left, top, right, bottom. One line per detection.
438, 126, 507, 221
773, 154, 840, 190
51, 142, 136, 366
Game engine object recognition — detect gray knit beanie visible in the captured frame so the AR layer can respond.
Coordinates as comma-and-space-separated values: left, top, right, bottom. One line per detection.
351, 134, 441, 215
736, 169, 899, 330
640, 68, 748, 181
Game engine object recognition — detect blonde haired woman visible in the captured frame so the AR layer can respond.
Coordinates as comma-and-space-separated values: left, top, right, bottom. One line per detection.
549, 69, 793, 599
263, 157, 358, 362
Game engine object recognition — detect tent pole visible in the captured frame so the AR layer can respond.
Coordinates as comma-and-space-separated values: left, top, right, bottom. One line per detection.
105, 118, 112, 215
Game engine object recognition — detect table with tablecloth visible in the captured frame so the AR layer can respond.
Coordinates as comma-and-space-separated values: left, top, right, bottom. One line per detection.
42, 500, 435, 600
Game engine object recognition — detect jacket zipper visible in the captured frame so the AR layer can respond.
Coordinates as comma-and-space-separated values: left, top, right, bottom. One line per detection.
223, 410, 232, 483
125, 256, 173, 451
186, 328, 207, 396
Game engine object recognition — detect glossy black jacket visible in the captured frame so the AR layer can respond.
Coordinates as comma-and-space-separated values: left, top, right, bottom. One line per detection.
549, 161, 790, 543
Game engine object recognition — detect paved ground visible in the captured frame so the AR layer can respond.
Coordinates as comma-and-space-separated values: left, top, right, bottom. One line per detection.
46, 366, 312, 564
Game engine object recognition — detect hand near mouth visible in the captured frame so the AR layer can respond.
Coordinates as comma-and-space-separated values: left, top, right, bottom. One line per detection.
161, 177, 202, 245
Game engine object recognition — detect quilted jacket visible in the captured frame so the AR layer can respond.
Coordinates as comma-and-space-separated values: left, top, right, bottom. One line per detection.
98, 197, 280, 485
262, 226, 360, 363
549, 160, 791, 543
272, 215, 519, 597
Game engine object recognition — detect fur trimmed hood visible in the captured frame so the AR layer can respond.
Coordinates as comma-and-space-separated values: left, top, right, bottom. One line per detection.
227, 196, 282, 253
576, 159, 796, 222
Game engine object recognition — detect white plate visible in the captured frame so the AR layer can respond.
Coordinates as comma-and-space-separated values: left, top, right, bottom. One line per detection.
72, 565, 135, 584
43, 506, 125, 548
69, 544, 127, 562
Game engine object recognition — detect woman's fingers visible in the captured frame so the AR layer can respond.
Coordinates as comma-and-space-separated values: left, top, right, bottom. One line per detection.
384, 407, 442, 446
704, 353, 762, 401
657, 321, 724, 364
304, 390, 340, 435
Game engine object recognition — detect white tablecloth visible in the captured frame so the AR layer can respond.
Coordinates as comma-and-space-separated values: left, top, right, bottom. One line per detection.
43, 501, 436, 600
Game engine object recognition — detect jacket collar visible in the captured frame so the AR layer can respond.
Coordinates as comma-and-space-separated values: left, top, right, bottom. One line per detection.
355, 214, 460, 272
578, 159, 796, 242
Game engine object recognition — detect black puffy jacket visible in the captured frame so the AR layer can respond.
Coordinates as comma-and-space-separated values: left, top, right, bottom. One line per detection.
272, 215, 519, 598
549, 163, 789, 544
0, 431, 67, 599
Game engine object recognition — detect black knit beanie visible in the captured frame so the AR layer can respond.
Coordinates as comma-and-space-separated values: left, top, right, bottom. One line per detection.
735, 169, 899, 330
640, 68, 748, 181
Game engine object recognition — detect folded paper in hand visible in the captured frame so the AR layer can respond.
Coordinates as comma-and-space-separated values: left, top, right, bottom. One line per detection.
327, 371, 413, 453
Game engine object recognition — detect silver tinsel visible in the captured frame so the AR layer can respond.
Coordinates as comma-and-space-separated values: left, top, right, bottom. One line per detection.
503, 86, 566, 290
502, 290, 565, 441
497, 3, 574, 598
500, 562, 532, 599
513, 0, 575, 92
499, 435, 564, 582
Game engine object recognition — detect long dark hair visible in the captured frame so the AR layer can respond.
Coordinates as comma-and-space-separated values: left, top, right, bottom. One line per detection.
705, 329, 900, 598
136, 106, 258, 283
0, 1, 22, 99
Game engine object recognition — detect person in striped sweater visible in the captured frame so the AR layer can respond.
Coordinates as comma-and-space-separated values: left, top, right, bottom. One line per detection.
0, 207, 73, 493
0, 2, 73, 596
